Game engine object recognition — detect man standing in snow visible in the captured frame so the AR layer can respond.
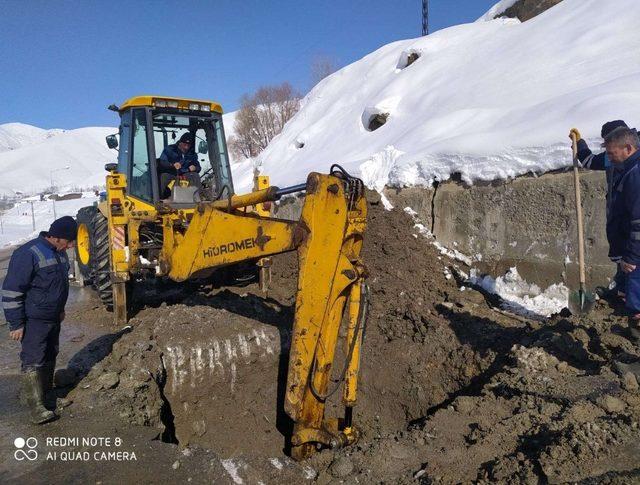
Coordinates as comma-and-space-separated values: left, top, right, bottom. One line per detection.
570, 120, 630, 299
2, 216, 77, 424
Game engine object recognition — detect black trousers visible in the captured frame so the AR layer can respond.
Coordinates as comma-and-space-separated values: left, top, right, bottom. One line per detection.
20, 319, 60, 371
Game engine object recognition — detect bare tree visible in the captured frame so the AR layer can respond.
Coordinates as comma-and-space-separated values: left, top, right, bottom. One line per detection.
228, 82, 301, 160
310, 55, 338, 88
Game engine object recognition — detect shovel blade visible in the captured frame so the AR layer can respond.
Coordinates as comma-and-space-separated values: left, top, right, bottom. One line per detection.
568, 288, 596, 315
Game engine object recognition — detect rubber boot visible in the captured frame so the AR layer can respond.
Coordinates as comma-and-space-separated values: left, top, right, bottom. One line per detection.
23, 370, 57, 424
41, 361, 57, 409
18, 375, 31, 405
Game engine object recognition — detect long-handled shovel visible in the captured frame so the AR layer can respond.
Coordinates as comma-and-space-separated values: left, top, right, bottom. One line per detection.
568, 132, 596, 314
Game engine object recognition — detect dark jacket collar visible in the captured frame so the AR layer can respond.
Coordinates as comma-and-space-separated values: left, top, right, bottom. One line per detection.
38, 232, 57, 251
623, 149, 640, 170
613, 149, 640, 175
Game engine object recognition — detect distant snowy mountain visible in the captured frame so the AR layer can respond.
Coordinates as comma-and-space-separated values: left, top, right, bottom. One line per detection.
0, 111, 238, 196
0, 123, 65, 153
237, 0, 640, 193
0, 125, 116, 196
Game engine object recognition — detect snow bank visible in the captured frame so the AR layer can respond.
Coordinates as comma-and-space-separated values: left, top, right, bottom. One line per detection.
239, 0, 640, 193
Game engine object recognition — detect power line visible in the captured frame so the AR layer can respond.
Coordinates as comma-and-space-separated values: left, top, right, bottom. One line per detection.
422, 0, 429, 36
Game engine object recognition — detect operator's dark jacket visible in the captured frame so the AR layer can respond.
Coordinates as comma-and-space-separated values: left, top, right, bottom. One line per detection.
607, 150, 640, 265
2, 233, 70, 330
158, 144, 201, 175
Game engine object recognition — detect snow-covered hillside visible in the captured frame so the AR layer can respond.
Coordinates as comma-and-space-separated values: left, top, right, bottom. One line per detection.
240, 0, 640, 193
0, 126, 116, 196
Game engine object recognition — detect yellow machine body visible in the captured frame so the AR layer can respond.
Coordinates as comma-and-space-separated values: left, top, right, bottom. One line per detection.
80, 95, 369, 460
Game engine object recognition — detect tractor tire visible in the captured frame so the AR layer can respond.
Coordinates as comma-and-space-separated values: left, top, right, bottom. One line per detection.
89, 209, 114, 311
75, 206, 98, 284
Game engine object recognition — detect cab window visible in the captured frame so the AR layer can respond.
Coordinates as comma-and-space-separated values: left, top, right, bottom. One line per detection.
130, 109, 153, 202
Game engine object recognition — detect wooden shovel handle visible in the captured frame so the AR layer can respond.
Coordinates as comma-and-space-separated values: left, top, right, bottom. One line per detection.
570, 133, 587, 286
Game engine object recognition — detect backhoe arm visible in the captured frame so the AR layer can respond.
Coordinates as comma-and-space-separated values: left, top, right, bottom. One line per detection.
285, 171, 368, 460
161, 170, 368, 460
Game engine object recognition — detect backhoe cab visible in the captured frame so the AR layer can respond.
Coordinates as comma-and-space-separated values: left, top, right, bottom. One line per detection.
107, 95, 233, 205
75, 95, 369, 460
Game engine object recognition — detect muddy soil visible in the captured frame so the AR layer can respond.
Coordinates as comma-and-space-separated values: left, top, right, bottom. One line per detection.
43, 194, 640, 482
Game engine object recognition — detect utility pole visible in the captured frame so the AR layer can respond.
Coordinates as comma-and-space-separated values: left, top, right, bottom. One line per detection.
52, 198, 57, 220
29, 201, 36, 231
422, 0, 429, 36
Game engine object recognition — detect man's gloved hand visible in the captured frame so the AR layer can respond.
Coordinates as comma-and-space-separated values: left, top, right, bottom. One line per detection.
569, 128, 582, 141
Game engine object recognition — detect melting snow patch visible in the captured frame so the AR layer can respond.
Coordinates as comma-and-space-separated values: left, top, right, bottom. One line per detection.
469, 267, 568, 318
221, 458, 245, 484
404, 205, 473, 265
380, 193, 394, 210
444, 267, 452, 280
403, 207, 418, 217
303, 465, 317, 480
432, 241, 473, 266
269, 458, 283, 470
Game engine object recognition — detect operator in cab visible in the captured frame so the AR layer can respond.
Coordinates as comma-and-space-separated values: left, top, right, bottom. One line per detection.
158, 132, 201, 198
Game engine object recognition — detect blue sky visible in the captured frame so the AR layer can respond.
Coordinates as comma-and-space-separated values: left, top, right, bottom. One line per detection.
0, 0, 498, 129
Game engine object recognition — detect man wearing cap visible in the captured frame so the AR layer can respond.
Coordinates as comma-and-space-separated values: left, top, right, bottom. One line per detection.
604, 127, 640, 311
158, 132, 201, 198
597, 126, 640, 380
569, 120, 631, 299
2, 215, 77, 424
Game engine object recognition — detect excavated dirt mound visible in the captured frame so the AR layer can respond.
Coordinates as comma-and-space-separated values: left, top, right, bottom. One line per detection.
66, 194, 640, 482
309, 306, 640, 483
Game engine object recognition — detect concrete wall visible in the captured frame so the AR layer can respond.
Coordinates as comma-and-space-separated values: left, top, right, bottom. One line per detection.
385, 171, 613, 288
271, 170, 613, 288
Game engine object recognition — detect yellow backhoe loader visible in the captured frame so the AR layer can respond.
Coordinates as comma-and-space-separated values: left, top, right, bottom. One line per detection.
75, 96, 368, 460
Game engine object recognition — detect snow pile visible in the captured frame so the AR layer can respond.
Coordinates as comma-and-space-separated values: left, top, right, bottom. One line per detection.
0, 194, 98, 247
239, 0, 640, 193
470, 267, 568, 318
